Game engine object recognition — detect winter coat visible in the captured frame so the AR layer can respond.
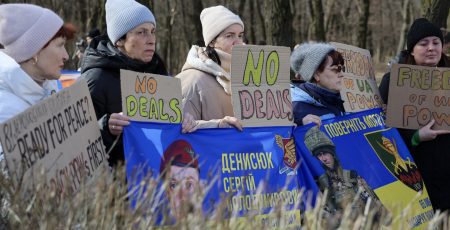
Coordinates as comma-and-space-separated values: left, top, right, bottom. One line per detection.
0, 51, 59, 155
79, 35, 168, 166
175, 45, 233, 128
379, 50, 450, 211
291, 82, 346, 126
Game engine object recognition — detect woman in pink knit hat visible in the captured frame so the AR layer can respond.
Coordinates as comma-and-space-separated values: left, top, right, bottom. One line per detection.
0, 4, 75, 157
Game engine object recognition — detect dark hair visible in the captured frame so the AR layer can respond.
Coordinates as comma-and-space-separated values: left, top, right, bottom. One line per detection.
309, 50, 345, 83
43, 23, 76, 48
403, 52, 450, 67
87, 28, 101, 39
205, 45, 221, 65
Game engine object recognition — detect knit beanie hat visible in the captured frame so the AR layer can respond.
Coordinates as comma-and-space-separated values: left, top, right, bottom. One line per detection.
0, 4, 63, 63
200, 5, 244, 46
290, 42, 335, 82
407, 18, 443, 52
105, 0, 156, 44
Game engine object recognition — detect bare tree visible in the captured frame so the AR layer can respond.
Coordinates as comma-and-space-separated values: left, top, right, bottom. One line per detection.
397, 0, 411, 53
356, 0, 370, 48
264, 0, 293, 46
308, 0, 325, 41
422, 0, 450, 29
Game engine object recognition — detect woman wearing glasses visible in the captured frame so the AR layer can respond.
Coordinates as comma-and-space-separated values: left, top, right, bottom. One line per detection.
80, 0, 167, 166
176, 5, 244, 133
290, 43, 346, 126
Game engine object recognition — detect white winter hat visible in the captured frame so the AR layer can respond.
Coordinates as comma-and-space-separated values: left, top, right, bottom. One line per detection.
0, 4, 63, 63
200, 5, 244, 46
106, 0, 156, 44
290, 42, 335, 82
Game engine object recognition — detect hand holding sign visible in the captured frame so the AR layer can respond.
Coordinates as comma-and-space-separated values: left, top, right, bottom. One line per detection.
418, 119, 450, 142
108, 112, 130, 136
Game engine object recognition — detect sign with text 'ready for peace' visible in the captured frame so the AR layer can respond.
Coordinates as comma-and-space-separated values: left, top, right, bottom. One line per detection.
331, 42, 383, 112
121, 69, 183, 123
386, 64, 450, 130
231, 45, 293, 127
0, 80, 107, 197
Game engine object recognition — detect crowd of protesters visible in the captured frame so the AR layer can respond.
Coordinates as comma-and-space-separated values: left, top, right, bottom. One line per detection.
1, 0, 449, 217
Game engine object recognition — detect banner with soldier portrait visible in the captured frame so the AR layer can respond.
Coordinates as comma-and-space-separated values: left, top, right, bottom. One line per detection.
294, 108, 433, 229
123, 122, 316, 226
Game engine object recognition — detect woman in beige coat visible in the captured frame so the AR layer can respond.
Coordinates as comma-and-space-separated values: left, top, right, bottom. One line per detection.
176, 5, 244, 133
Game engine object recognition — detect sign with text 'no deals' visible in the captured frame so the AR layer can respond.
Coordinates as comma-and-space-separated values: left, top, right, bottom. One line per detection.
387, 64, 450, 130
0, 80, 107, 195
331, 42, 383, 112
121, 69, 182, 123
231, 45, 293, 127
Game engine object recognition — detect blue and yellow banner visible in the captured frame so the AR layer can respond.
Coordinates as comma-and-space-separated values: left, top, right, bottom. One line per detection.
294, 108, 433, 228
123, 122, 314, 226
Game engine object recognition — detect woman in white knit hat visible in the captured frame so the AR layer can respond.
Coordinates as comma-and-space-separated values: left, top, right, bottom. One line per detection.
0, 3, 75, 124
80, 0, 169, 166
290, 42, 346, 126
176, 5, 245, 133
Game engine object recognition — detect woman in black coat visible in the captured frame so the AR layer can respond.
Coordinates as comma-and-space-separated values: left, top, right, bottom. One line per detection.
379, 18, 450, 211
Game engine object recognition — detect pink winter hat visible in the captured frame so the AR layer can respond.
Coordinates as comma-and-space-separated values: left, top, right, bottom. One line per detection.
0, 4, 63, 63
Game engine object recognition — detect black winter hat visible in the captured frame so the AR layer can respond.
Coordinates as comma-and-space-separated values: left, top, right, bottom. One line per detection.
407, 18, 443, 52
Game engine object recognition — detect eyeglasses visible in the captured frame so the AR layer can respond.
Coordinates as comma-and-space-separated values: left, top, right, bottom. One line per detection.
328, 65, 345, 73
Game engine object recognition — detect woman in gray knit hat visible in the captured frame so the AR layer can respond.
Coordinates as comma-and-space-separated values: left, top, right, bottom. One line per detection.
290, 42, 346, 126
175, 5, 244, 133
378, 18, 450, 212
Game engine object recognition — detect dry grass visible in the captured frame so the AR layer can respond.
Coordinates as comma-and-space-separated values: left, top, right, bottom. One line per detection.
0, 165, 447, 230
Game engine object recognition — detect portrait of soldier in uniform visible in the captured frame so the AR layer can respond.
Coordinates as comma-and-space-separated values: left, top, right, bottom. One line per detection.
304, 126, 384, 220
160, 139, 201, 220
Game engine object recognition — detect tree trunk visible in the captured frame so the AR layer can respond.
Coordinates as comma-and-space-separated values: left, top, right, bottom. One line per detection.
309, 0, 326, 41
255, 0, 266, 43
357, 0, 370, 48
264, 0, 293, 46
422, 0, 450, 29
397, 0, 410, 54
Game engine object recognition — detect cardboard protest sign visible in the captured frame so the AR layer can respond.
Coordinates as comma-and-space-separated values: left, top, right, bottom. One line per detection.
295, 109, 433, 229
0, 80, 107, 195
231, 45, 293, 127
386, 64, 450, 130
121, 69, 182, 123
123, 122, 307, 227
331, 42, 383, 112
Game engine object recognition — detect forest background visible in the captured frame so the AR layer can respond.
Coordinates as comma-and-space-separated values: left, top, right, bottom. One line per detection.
1, 0, 449, 79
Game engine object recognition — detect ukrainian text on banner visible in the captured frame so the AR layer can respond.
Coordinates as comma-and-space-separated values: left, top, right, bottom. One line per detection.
293, 108, 432, 229
123, 122, 313, 226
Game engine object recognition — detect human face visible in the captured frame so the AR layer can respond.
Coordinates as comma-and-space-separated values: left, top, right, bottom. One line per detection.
314, 56, 344, 92
118, 22, 155, 63
317, 152, 335, 169
412, 36, 442, 66
166, 165, 200, 219
34, 37, 69, 81
211, 23, 244, 54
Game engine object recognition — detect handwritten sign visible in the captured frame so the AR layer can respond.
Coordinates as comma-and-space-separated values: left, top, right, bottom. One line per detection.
121, 69, 182, 123
386, 64, 450, 130
0, 80, 107, 197
231, 45, 293, 127
331, 42, 383, 112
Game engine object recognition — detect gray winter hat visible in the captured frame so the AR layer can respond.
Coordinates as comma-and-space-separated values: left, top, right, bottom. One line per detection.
106, 0, 156, 44
290, 42, 335, 82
